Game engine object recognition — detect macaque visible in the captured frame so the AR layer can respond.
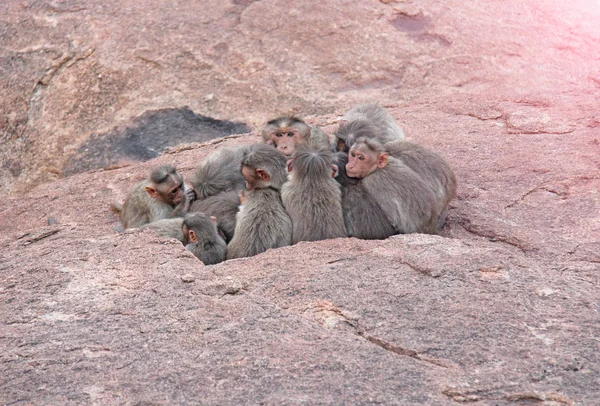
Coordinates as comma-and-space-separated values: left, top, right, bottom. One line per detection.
385, 140, 457, 230
190, 146, 249, 200
261, 116, 330, 156
333, 152, 396, 239
226, 144, 292, 259
141, 213, 226, 265
281, 146, 346, 244
114, 165, 195, 229
335, 103, 405, 152
190, 190, 240, 243
184, 213, 227, 265
346, 138, 438, 234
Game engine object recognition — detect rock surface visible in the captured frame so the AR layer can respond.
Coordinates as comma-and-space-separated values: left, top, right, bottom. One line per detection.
1, 0, 600, 404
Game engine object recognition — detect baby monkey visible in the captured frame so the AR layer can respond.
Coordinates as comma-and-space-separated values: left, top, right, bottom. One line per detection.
261, 116, 330, 157
113, 165, 195, 229
226, 144, 293, 259
142, 212, 226, 265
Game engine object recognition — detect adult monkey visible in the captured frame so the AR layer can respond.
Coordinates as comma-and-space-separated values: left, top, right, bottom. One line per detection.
261, 116, 330, 156
113, 165, 195, 229
333, 152, 396, 240
346, 138, 438, 234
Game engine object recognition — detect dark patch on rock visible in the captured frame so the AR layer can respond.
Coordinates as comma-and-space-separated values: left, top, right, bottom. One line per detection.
62, 107, 249, 176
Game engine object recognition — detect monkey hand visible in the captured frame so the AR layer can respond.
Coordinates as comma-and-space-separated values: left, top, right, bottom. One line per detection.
184, 188, 197, 205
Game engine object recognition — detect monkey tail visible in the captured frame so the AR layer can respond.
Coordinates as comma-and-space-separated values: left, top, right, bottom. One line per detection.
110, 201, 123, 214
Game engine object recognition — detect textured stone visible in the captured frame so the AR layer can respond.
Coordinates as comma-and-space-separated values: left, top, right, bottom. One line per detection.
1, 0, 600, 404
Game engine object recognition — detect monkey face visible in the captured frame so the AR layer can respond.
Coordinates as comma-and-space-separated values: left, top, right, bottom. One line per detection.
270, 128, 304, 156
346, 144, 380, 179
167, 182, 185, 205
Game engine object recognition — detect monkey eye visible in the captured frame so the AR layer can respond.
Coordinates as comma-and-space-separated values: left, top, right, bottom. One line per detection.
287, 132, 295, 137
275, 132, 283, 138
358, 155, 365, 161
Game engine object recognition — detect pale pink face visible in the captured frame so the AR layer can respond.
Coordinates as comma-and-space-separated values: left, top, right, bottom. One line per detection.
269, 127, 304, 156
346, 144, 379, 179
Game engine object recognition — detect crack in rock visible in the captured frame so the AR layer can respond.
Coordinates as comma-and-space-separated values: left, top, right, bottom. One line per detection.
306, 300, 453, 369
443, 387, 574, 405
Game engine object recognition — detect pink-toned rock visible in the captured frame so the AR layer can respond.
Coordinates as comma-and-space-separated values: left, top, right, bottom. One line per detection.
1, 0, 600, 404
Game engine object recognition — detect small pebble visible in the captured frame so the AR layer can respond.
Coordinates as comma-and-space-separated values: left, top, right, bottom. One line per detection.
181, 274, 195, 283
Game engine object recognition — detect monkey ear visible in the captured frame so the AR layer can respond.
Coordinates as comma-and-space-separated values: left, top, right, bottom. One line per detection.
145, 186, 159, 198
256, 168, 271, 181
188, 229, 198, 243
286, 159, 294, 173
331, 164, 339, 178
210, 216, 217, 223
377, 152, 389, 168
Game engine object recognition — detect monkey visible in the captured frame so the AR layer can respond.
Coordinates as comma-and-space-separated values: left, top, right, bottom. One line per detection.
183, 213, 227, 265
190, 146, 249, 200
333, 152, 396, 239
190, 190, 240, 243
384, 140, 457, 230
346, 137, 438, 234
261, 116, 331, 156
113, 165, 195, 229
226, 144, 293, 259
281, 146, 346, 244
335, 103, 405, 152
142, 213, 226, 265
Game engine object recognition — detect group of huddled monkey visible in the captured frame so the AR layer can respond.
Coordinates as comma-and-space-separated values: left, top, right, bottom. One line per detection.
111, 104, 457, 265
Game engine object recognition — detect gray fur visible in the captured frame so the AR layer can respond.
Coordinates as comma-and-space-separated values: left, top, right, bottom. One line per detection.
190, 190, 240, 243
361, 156, 438, 234
191, 146, 248, 199
120, 180, 175, 228
309, 125, 332, 150
384, 140, 457, 230
184, 213, 227, 265
141, 218, 186, 244
281, 147, 346, 244
241, 143, 289, 189
337, 103, 405, 150
226, 187, 292, 259
333, 152, 396, 239
262, 116, 331, 153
